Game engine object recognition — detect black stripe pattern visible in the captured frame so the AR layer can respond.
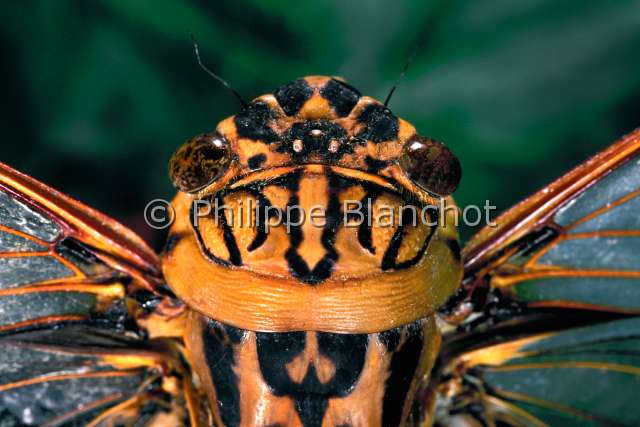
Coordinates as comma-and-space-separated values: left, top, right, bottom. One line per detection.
192, 168, 436, 284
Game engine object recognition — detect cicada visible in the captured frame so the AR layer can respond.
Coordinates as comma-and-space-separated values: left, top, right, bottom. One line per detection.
0, 76, 638, 427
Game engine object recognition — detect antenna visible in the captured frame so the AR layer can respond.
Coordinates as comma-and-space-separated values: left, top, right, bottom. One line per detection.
190, 34, 248, 109
383, 52, 416, 107
383, 11, 440, 108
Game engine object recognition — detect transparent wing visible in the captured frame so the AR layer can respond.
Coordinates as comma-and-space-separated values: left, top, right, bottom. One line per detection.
430, 130, 640, 427
0, 162, 200, 426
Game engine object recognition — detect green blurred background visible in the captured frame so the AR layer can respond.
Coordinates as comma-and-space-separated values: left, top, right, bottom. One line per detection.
1, 0, 639, 247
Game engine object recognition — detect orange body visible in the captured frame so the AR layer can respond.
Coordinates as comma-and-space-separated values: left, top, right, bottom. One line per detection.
1, 78, 638, 426
163, 76, 463, 425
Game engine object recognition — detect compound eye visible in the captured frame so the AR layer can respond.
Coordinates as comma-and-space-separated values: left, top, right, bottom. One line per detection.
398, 135, 461, 196
169, 132, 231, 193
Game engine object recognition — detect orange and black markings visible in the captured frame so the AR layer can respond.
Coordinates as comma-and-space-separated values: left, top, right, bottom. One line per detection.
2, 68, 640, 426
186, 314, 439, 427
165, 75, 463, 424
230, 76, 402, 172
191, 167, 436, 284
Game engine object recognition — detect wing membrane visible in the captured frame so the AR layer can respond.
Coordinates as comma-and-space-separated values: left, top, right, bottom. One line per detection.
0, 162, 199, 425
459, 318, 640, 427
463, 129, 640, 276
0, 162, 159, 279
0, 326, 189, 426
433, 130, 640, 426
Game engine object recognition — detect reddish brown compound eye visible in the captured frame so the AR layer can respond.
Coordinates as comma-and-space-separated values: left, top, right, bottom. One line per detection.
169, 132, 231, 193
399, 135, 462, 196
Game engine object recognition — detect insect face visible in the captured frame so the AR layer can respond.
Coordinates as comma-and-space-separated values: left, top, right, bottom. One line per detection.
163, 76, 463, 334
4, 68, 634, 425
161, 75, 467, 422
